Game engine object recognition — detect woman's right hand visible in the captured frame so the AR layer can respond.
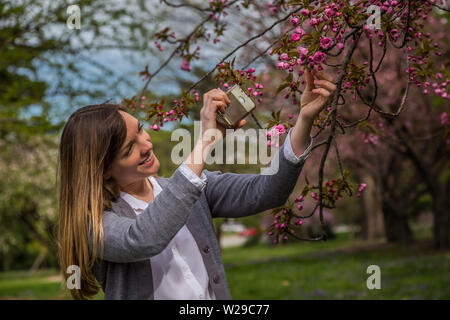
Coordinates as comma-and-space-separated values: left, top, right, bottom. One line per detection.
185, 88, 246, 177
200, 88, 246, 144
200, 88, 230, 144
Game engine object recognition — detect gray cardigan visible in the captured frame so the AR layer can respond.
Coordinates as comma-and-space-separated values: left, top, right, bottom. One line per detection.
90, 141, 308, 299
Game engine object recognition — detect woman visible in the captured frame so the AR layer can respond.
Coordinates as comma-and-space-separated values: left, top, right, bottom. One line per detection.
58, 69, 336, 300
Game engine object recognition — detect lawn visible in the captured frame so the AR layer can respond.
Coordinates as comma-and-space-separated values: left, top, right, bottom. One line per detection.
0, 232, 449, 300
222, 235, 450, 299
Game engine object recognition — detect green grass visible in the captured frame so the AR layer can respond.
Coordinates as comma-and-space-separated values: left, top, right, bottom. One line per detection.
0, 232, 448, 299
0, 269, 104, 300
222, 235, 450, 299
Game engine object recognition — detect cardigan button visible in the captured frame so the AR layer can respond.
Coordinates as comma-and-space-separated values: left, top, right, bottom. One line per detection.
213, 275, 220, 284
203, 245, 210, 253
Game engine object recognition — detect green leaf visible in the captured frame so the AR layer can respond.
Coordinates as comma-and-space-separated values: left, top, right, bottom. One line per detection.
276, 82, 290, 94
271, 46, 281, 55
287, 72, 293, 83
299, 34, 313, 46
288, 48, 300, 56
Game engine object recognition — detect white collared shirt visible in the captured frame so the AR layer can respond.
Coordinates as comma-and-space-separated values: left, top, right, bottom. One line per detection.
284, 127, 314, 162
120, 172, 215, 300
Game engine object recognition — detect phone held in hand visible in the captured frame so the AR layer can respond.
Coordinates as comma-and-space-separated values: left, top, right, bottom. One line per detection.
216, 84, 256, 129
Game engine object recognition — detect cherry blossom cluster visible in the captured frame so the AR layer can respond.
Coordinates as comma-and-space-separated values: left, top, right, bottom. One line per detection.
179, 45, 201, 72
215, 62, 266, 104
127, 0, 448, 243
355, 117, 395, 146
266, 124, 286, 147
267, 175, 367, 243
154, 27, 175, 51
310, 175, 363, 207
140, 0, 448, 138
121, 92, 199, 131
154, 41, 164, 52
267, 207, 303, 244
356, 183, 367, 197
269, 0, 449, 114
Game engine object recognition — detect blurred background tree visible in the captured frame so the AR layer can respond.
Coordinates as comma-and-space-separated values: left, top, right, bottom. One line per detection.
0, 0, 168, 270
0, 0, 448, 275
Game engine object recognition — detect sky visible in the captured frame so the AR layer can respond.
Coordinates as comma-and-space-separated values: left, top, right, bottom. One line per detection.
26, 0, 280, 128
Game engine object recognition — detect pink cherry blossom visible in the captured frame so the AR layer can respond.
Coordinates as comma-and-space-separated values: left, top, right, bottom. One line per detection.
279, 53, 289, 61
441, 112, 449, 126
300, 9, 309, 16
311, 51, 327, 64
290, 16, 300, 26
297, 46, 309, 57
180, 60, 191, 71
294, 26, 306, 37
297, 57, 306, 65
310, 18, 319, 26
324, 8, 333, 18
276, 62, 290, 70
275, 124, 285, 134
320, 37, 333, 49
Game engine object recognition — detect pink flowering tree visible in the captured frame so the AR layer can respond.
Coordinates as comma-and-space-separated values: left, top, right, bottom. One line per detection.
121, 1, 449, 247
334, 11, 450, 247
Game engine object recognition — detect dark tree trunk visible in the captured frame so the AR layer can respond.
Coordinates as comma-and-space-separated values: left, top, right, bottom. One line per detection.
360, 174, 385, 240
433, 196, 450, 249
393, 124, 449, 249
382, 200, 414, 244
376, 151, 414, 244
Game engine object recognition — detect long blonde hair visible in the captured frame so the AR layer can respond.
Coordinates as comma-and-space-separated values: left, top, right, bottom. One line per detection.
57, 103, 128, 299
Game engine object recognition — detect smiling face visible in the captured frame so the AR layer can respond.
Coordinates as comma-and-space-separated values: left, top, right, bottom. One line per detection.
106, 110, 160, 189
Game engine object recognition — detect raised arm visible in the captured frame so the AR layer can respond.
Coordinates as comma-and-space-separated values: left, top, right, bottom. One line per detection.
90, 166, 203, 263
204, 127, 313, 218
89, 88, 245, 263
204, 68, 336, 219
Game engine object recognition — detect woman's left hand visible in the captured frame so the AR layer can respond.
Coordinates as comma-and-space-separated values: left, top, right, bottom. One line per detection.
299, 68, 336, 122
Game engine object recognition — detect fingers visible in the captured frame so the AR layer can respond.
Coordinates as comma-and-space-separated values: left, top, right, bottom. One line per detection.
312, 69, 334, 82
217, 88, 231, 105
310, 68, 336, 99
304, 68, 315, 90
236, 119, 247, 128
204, 89, 230, 104
211, 94, 229, 104
213, 100, 227, 113
313, 79, 336, 92
311, 87, 332, 98
208, 90, 231, 106
211, 95, 228, 113
203, 89, 231, 114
